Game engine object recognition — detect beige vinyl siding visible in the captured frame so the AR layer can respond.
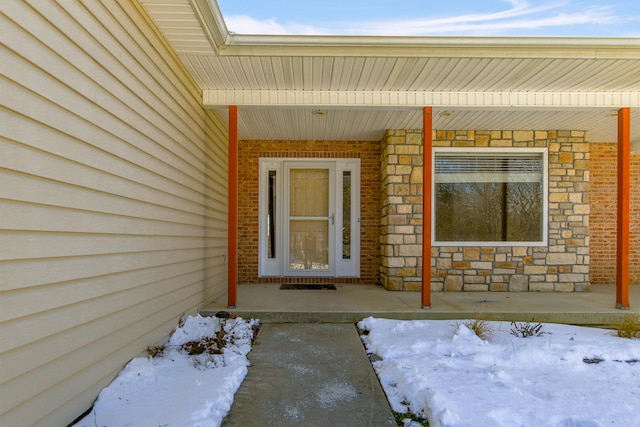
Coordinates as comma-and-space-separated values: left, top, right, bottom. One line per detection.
0, 1, 229, 425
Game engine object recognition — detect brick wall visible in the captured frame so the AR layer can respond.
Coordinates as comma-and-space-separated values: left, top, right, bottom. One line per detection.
381, 129, 591, 292
237, 140, 381, 284
590, 143, 640, 284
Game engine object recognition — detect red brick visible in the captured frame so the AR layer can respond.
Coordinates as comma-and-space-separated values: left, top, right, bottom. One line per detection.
589, 143, 640, 284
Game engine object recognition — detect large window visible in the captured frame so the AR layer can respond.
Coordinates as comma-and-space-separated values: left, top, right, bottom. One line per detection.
433, 148, 547, 245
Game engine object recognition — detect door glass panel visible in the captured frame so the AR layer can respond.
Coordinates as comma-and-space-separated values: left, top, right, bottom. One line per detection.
288, 168, 330, 272
342, 171, 351, 260
290, 169, 329, 216
267, 170, 277, 258
289, 220, 329, 270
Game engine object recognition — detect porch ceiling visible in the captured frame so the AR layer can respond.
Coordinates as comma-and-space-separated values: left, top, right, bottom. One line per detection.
139, 0, 640, 150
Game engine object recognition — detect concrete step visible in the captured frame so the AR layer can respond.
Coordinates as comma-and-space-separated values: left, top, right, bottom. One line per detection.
201, 284, 640, 326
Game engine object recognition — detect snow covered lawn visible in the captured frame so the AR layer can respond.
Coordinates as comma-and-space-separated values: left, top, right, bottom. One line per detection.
359, 317, 640, 427
73, 315, 258, 427
73, 316, 640, 427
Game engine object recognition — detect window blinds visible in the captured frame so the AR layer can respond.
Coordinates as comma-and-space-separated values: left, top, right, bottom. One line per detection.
435, 154, 543, 183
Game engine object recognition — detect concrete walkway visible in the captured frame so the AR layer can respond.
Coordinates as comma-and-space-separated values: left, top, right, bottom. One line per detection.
222, 323, 396, 427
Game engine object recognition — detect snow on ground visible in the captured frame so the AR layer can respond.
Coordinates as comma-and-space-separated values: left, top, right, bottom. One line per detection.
73, 315, 258, 427
73, 316, 640, 427
358, 317, 640, 427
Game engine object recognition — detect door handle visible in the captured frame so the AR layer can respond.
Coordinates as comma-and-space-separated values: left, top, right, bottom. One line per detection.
330, 213, 335, 224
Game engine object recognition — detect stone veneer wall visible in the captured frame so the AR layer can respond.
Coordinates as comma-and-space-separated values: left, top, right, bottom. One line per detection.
380, 129, 590, 292
380, 130, 425, 291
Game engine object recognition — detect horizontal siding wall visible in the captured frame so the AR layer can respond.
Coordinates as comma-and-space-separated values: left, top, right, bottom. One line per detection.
0, 1, 228, 426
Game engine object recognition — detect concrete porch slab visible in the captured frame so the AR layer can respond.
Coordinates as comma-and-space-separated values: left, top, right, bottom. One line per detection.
200, 284, 640, 326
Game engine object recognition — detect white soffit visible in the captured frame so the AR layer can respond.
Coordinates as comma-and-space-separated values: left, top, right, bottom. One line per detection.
185, 56, 640, 93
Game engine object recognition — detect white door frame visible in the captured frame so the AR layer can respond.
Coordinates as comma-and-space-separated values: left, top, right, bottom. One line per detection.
258, 158, 360, 278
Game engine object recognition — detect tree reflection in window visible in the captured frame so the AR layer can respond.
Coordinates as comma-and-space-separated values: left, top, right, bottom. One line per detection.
435, 153, 544, 242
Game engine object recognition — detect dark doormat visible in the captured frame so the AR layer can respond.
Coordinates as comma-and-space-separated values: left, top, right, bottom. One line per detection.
279, 283, 337, 290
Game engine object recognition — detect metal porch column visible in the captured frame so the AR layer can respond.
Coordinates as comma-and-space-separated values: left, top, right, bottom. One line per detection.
422, 107, 433, 309
228, 106, 238, 308
616, 107, 631, 309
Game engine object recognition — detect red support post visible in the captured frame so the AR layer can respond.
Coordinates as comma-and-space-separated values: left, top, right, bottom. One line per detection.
422, 107, 433, 309
228, 106, 238, 308
616, 107, 630, 309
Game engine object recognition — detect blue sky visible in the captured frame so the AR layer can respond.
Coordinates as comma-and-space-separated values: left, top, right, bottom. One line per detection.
217, 0, 640, 37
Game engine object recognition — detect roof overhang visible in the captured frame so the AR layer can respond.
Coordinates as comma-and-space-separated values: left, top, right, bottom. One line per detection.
140, 0, 640, 151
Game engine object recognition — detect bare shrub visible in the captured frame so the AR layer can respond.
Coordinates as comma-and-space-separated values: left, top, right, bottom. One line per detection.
510, 321, 544, 338
182, 329, 226, 355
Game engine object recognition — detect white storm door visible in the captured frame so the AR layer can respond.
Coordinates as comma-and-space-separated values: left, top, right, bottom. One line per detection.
258, 158, 360, 278
284, 162, 335, 277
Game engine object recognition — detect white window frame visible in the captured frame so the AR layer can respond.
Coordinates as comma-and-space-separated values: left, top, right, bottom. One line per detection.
432, 147, 548, 247
258, 158, 361, 277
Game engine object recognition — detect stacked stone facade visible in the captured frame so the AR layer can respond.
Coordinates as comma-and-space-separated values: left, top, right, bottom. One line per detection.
380, 130, 425, 291
381, 129, 591, 292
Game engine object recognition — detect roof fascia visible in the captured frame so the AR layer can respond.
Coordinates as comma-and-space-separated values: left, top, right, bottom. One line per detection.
190, 0, 231, 54
223, 34, 640, 59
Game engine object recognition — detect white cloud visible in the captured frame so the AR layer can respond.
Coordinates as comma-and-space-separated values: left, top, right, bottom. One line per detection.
223, 1, 629, 36
351, 6, 620, 36
224, 14, 318, 35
